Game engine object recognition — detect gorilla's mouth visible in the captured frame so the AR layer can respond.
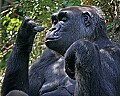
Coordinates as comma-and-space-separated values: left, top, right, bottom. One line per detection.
45, 37, 62, 42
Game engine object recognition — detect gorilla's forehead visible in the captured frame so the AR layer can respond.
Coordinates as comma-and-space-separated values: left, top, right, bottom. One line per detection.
60, 6, 104, 19
61, 6, 94, 12
53, 6, 96, 15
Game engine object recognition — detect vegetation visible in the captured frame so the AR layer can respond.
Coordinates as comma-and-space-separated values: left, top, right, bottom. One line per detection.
0, 0, 119, 94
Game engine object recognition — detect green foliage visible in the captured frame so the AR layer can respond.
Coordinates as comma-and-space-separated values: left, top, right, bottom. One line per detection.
0, 10, 22, 66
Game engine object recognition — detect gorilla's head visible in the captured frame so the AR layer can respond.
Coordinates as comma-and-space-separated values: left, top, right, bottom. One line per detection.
45, 6, 106, 55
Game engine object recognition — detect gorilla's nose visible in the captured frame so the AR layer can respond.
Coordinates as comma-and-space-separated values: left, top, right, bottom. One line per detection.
49, 27, 56, 32
49, 24, 61, 32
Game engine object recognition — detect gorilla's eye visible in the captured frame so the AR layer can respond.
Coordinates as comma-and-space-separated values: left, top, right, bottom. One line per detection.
58, 12, 68, 22
61, 17, 67, 22
53, 19, 58, 25
84, 15, 88, 21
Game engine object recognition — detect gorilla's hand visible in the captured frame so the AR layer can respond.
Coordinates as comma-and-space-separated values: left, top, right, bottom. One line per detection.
15, 16, 44, 52
65, 40, 98, 79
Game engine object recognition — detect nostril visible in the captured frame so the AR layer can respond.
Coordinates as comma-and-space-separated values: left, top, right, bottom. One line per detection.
52, 28, 56, 31
49, 27, 56, 31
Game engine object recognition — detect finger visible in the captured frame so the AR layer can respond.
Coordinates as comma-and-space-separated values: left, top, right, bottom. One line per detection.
27, 20, 37, 28
23, 16, 32, 22
21, 16, 32, 27
32, 26, 45, 33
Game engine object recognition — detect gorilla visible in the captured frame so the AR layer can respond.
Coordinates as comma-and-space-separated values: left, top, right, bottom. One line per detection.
1, 6, 120, 96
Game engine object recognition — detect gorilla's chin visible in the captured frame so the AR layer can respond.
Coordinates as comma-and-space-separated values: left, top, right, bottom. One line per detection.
45, 40, 68, 56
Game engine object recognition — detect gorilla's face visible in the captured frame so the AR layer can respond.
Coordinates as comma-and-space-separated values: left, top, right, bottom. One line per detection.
45, 6, 94, 55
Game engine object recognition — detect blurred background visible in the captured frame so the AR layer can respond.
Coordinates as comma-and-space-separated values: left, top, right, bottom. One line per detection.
0, 0, 120, 94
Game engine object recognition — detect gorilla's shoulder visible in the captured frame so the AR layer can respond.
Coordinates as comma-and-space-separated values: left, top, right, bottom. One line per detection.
30, 48, 63, 70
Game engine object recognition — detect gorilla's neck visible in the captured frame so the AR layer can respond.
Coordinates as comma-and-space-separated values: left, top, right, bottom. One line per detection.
93, 36, 113, 49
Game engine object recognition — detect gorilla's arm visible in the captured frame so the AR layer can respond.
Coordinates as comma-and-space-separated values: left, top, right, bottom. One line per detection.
65, 40, 120, 96
65, 40, 102, 96
2, 46, 30, 96
2, 16, 44, 96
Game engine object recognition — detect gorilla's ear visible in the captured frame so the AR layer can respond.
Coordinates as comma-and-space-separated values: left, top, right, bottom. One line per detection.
82, 11, 92, 27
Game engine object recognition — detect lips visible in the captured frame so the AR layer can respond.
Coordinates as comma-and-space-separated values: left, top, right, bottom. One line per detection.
45, 37, 61, 42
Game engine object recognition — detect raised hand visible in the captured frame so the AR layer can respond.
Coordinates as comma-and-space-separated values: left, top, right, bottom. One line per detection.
15, 16, 44, 52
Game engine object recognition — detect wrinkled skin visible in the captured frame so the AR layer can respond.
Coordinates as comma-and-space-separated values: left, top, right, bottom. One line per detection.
2, 6, 120, 96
